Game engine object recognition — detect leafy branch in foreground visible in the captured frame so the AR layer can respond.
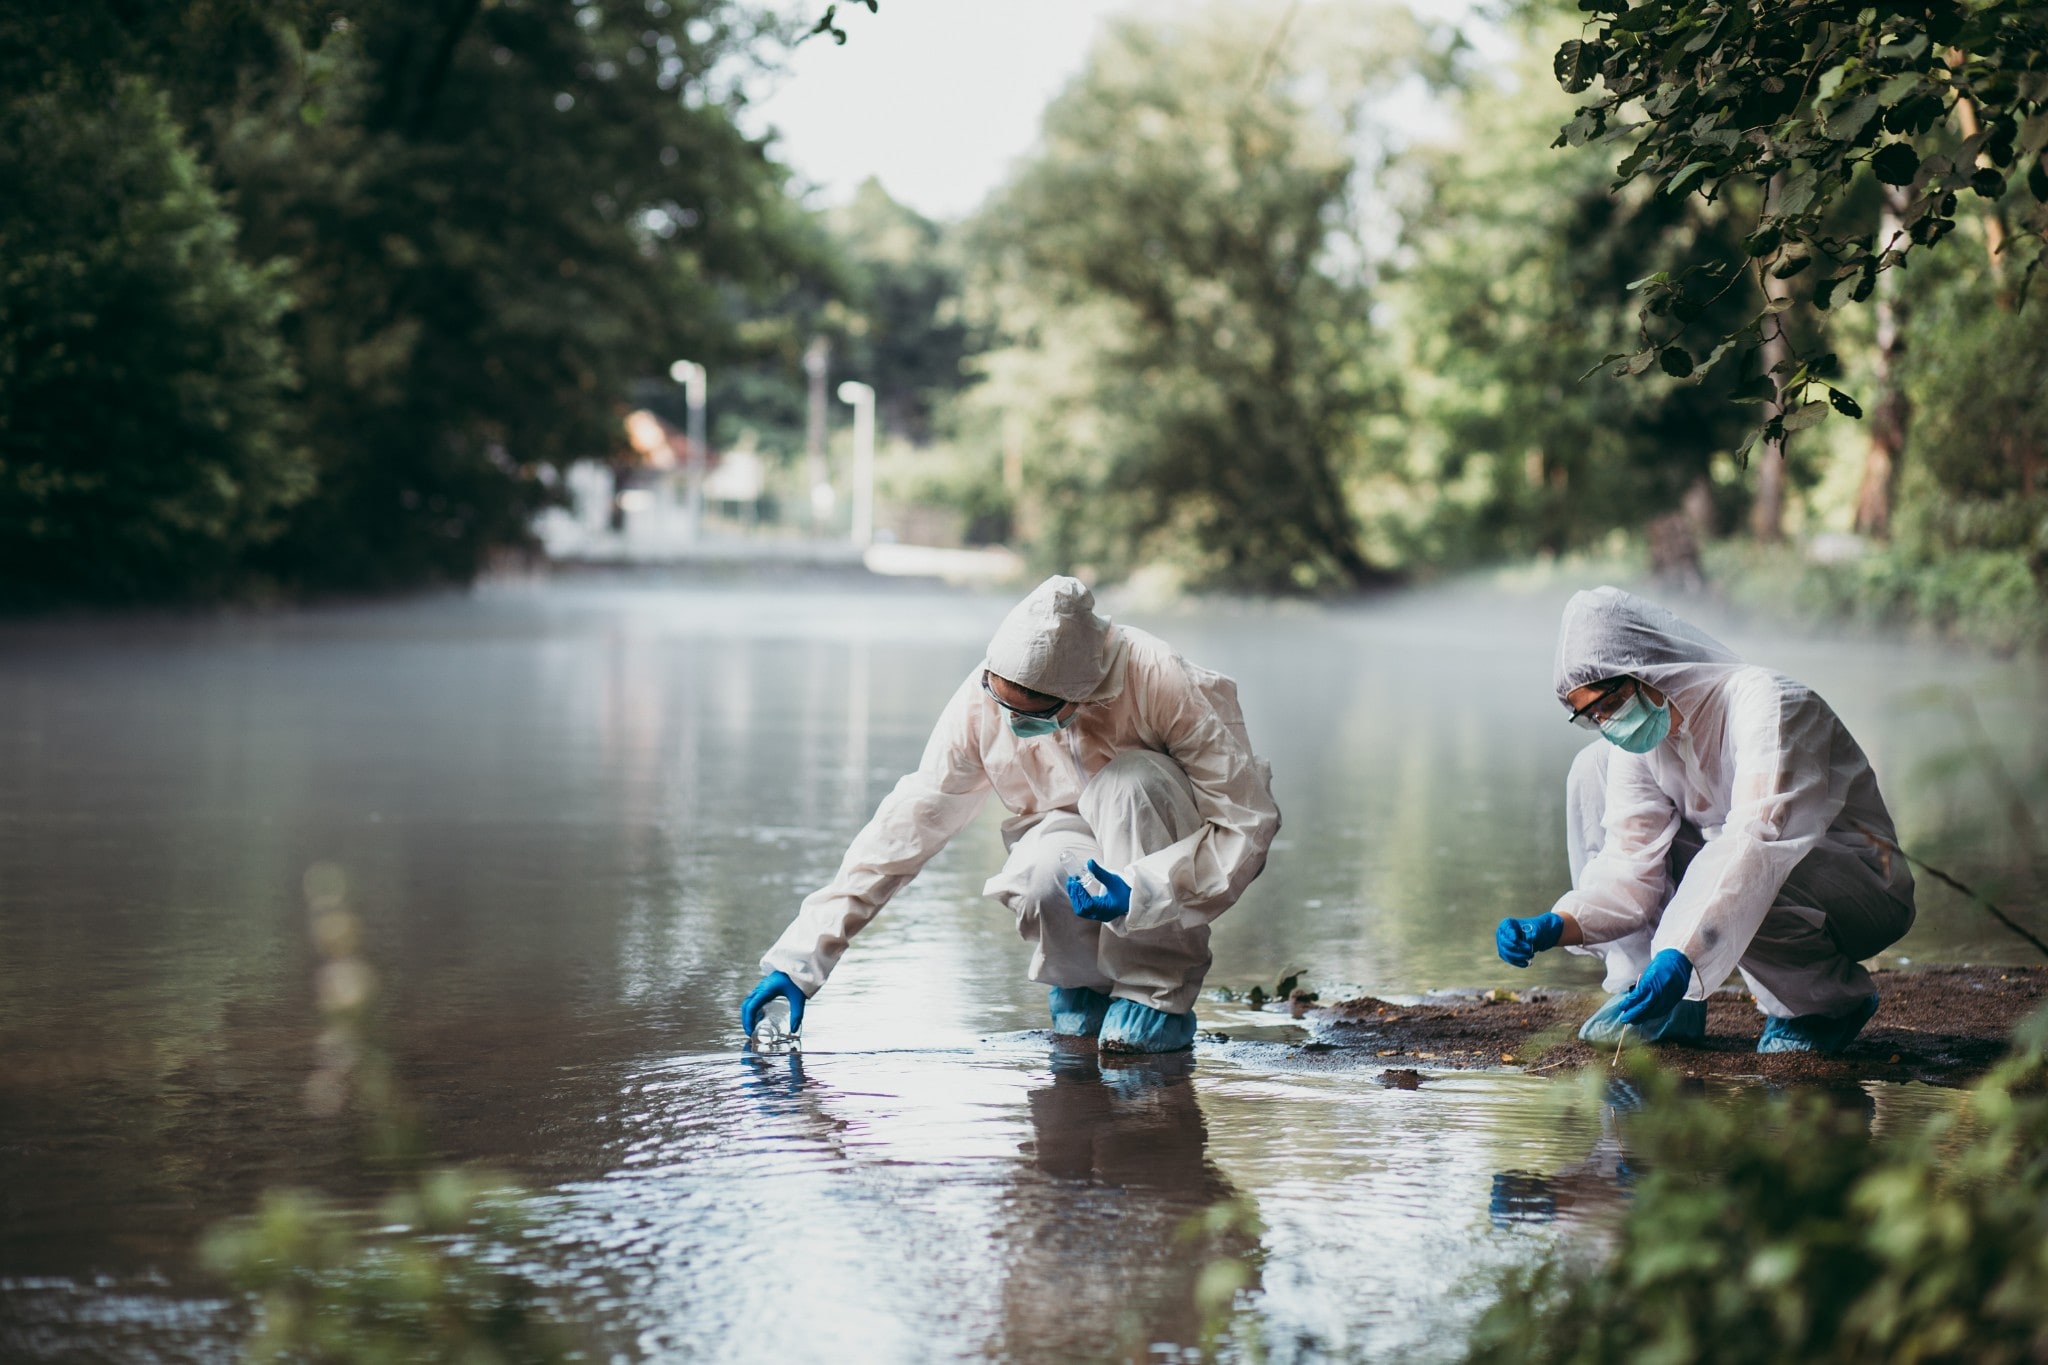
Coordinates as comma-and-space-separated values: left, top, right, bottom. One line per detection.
1467, 1006, 2048, 1364
1556, 0, 2048, 456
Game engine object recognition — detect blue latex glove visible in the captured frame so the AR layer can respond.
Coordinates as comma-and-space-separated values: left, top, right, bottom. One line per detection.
1614, 948, 1694, 1027
740, 970, 808, 1036
1066, 859, 1132, 923
1496, 913, 1564, 968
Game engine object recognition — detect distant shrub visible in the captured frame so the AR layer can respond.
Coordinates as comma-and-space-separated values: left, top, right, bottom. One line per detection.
0, 77, 308, 605
1465, 1009, 2048, 1365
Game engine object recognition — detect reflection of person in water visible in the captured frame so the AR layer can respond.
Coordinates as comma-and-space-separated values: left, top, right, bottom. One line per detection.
1490, 1077, 1879, 1227
1490, 1078, 1639, 1228
997, 1052, 1258, 1358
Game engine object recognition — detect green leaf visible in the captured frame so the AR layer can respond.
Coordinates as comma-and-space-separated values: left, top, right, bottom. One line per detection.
1731, 375, 1776, 404
1665, 161, 1715, 198
1824, 93, 1882, 141
1970, 167, 2007, 199
1827, 387, 1864, 419
1776, 169, 1820, 217
2030, 158, 2048, 203
1781, 400, 1829, 432
1743, 226, 1783, 257
1871, 141, 1921, 186
1659, 346, 1695, 378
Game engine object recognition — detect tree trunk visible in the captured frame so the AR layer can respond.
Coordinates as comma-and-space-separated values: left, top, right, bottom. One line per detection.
1752, 175, 1790, 545
1853, 186, 1911, 539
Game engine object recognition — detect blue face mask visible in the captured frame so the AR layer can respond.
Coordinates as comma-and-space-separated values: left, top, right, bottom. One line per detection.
1008, 707, 1074, 740
1600, 690, 1672, 753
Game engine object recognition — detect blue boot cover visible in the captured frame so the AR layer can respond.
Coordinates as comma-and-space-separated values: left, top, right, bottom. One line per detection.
1098, 997, 1197, 1053
1048, 985, 1113, 1038
1577, 994, 1707, 1047
1757, 994, 1879, 1054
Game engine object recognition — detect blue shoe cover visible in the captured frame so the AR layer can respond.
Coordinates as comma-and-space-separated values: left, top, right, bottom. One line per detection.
1048, 986, 1113, 1038
1757, 994, 1879, 1055
1099, 997, 1197, 1054
1577, 994, 1706, 1047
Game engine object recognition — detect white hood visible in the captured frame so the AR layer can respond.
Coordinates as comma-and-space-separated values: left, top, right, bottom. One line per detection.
1553, 585, 1744, 719
985, 575, 1119, 703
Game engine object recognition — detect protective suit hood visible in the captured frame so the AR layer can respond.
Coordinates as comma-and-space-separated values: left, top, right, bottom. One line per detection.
985, 576, 1122, 703
1553, 586, 1744, 719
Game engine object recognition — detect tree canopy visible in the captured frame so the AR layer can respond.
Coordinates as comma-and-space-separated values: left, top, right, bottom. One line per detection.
1553, 0, 2048, 454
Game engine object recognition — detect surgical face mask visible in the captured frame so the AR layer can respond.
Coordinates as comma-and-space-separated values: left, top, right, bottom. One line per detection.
1007, 707, 1075, 740
1599, 690, 1672, 753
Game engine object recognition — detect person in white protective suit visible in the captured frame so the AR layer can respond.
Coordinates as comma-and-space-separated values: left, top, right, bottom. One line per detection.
738, 576, 1281, 1053
1493, 586, 1916, 1053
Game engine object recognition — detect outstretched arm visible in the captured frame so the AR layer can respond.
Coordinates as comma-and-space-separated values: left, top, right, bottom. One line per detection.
759, 673, 993, 995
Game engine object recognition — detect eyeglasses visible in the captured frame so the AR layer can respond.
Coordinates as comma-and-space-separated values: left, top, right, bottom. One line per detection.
1565, 678, 1636, 731
982, 670, 1066, 718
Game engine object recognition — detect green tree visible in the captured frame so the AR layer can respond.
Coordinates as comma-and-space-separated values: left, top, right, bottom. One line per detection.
0, 76, 307, 605
210, 0, 812, 589
3, 0, 817, 597
1389, 7, 1759, 569
1550, 0, 2048, 456
828, 178, 972, 442
969, 1, 1436, 591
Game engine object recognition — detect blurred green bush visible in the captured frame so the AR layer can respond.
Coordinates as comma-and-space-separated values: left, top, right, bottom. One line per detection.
1466, 1010, 2048, 1365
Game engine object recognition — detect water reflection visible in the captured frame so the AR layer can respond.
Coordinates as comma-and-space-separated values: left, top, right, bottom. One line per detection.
0, 575, 2037, 1360
1002, 1048, 1248, 1360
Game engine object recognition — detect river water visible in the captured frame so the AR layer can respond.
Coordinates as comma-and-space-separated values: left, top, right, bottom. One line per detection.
1, 572, 2040, 1361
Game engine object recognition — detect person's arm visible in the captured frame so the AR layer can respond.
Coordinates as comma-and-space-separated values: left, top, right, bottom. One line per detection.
1549, 749, 1683, 944
760, 673, 993, 994
1113, 653, 1281, 934
1650, 674, 1842, 1000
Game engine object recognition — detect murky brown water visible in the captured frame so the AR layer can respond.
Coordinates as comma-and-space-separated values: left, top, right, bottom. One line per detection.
0, 572, 2037, 1361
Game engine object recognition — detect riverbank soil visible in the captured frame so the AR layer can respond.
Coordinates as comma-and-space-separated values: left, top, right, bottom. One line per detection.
1309, 965, 2048, 1087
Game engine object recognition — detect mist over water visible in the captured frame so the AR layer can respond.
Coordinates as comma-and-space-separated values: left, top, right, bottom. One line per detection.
0, 574, 2036, 1360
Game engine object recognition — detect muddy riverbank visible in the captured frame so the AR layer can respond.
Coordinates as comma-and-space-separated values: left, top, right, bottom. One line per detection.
1278, 965, 2048, 1087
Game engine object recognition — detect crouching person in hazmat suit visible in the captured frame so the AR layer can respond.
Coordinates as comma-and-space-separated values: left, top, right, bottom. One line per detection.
740, 576, 1281, 1053
1495, 586, 1915, 1054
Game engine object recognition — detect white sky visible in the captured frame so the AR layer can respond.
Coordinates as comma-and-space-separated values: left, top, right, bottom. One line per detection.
746, 0, 1133, 222
746, 0, 1505, 224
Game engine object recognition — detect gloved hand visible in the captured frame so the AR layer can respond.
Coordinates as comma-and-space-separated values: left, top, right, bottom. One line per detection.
1496, 912, 1565, 968
740, 970, 808, 1036
1066, 859, 1132, 922
1614, 948, 1693, 1027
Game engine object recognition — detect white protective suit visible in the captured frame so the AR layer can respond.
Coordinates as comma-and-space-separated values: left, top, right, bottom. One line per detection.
1550, 587, 1915, 1018
762, 577, 1280, 1014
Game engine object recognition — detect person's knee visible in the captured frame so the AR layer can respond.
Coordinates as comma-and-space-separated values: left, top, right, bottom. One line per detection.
1080, 749, 1198, 833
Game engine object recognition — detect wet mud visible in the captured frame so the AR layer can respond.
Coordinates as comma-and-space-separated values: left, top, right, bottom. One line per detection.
1298, 965, 2048, 1087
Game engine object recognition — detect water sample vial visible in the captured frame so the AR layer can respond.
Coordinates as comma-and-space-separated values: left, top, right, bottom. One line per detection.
1060, 850, 1108, 898
750, 996, 800, 1053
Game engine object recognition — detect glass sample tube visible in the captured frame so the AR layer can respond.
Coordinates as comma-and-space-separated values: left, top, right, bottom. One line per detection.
1060, 850, 1108, 898
750, 995, 800, 1052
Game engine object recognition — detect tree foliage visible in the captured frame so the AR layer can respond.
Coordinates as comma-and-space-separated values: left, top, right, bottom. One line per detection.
1554, 0, 2048, 454
971, 1, 1432, 591
0, 75, 307, 605
1391, 8, 1759, 566
2, 0, 814, 598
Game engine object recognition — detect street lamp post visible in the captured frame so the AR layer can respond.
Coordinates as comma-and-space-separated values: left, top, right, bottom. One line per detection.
836, 380, 876, 549
668, 359, 707, 542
